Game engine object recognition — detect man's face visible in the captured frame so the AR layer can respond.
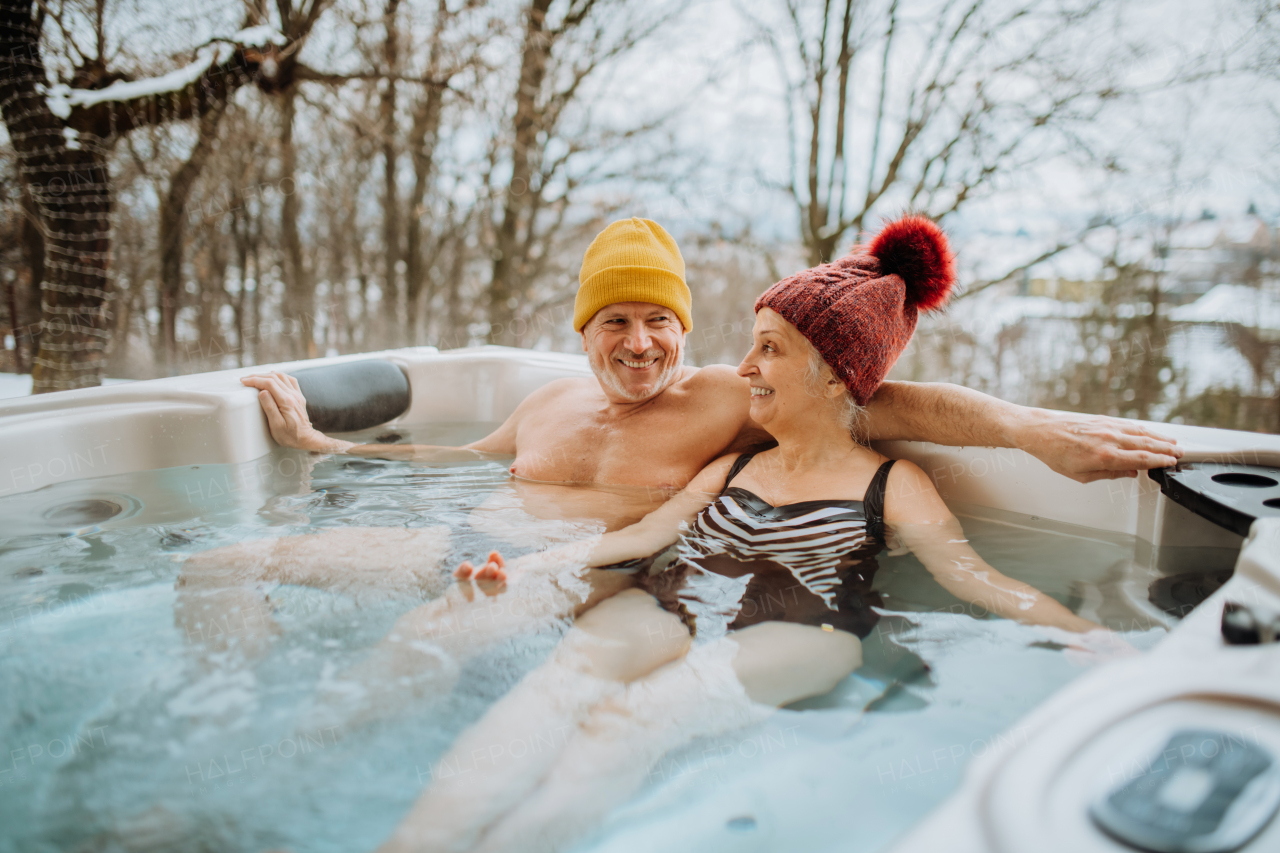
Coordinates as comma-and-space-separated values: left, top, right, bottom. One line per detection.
581, 302, 686, 403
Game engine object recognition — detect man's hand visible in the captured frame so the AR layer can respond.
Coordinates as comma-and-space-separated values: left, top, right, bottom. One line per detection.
1014, 410, 1182, 483
241, 372, 353, 454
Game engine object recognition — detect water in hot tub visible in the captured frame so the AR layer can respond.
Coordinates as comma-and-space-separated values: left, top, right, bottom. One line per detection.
0, 423, 1184, 853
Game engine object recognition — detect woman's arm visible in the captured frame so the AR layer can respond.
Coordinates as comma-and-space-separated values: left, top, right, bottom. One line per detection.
883, 459, 1101, 634
460, 455, 739, 584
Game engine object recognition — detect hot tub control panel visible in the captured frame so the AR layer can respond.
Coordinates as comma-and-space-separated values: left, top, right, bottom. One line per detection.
1089, 728, 1280, 853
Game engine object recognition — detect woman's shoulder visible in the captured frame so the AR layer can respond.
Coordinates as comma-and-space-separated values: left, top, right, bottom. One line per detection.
883, 457, 929, 487
882, 458, 952, 524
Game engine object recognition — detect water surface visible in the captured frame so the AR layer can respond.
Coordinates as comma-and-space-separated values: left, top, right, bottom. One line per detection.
0, 423, 1171, 853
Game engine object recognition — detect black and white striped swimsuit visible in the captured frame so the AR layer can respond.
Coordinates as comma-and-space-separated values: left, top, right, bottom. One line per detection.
616, 452, 896, 641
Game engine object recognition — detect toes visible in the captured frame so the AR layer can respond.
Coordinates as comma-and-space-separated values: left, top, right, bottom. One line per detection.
454, 561, 474, 580
476, 561, 505, 581
487, 550, 506, 568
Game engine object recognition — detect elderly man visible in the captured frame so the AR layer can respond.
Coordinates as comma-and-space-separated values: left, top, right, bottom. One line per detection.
244, 217, 1180, 531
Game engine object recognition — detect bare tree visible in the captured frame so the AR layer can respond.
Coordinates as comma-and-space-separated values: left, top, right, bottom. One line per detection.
748, 0, 1127, 266
0, 0, 320, 391
378, 0, 404, 342
485, 0, 680, 345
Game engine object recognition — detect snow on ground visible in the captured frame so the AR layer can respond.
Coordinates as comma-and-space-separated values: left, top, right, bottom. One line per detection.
0, 374, 132, 400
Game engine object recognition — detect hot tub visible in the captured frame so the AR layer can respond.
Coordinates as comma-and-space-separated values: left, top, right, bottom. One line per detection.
1, 345, 1278, 853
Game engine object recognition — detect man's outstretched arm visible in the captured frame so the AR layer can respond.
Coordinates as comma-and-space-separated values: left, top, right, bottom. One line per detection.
240, 373, 517, 461
865, 381, 1183, 484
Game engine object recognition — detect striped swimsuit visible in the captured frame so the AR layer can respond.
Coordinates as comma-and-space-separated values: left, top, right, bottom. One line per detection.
616, 452, 896, 641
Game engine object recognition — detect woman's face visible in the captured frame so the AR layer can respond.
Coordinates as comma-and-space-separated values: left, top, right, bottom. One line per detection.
736, 308, 840, 430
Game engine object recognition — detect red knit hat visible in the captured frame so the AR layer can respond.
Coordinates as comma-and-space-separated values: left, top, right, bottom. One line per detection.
754, 215, 956, 406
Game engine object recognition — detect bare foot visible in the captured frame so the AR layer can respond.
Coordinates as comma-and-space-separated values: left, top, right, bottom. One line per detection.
455, 551, 508, 598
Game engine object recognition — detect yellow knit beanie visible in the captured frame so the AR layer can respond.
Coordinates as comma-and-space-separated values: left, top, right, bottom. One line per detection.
574, 218, 692, 332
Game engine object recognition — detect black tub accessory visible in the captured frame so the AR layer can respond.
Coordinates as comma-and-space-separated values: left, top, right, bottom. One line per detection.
1150, 463, 1280, 537
289, 360, 411, 433
1221, 602, 1280, 646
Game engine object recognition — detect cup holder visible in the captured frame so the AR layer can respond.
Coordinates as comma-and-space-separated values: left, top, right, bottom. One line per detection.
1211, 472, 1278, 488
1151, 463, 1280, 536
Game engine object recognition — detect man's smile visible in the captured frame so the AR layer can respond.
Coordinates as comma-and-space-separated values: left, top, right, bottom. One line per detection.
617, 356, 660, 370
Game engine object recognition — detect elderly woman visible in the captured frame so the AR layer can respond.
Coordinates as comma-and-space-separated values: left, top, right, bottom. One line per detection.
373, 217, 1108, 853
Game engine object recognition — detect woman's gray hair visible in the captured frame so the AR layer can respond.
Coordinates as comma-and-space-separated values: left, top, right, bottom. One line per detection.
801, 340, 868, 444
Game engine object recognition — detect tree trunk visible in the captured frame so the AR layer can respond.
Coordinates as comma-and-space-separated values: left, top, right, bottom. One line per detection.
14, 187, 44, 371
325, 190, 351, 356
249, 223, 262, 364
158, 103, 226, 374
488, 0, 554, 346
2, 1, 304, 390
405, 1, 450, 344
230, 194, 249, 366
106, 223, 143, 377
1, 3, 113, 392
380, 0, 403, 345
279, 84, 312, 359
446, 226, 467, 348
5, 270, 22, 374
194, 224, 229, 370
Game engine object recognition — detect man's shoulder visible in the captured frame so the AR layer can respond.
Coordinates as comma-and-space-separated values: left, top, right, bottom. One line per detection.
542, 375, 597, 393
679, 363, 745, 393
540, 375, 599, 397
518, 376, 595, 411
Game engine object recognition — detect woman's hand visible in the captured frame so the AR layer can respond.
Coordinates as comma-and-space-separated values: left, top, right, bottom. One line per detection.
1064, 628, 1141, 664
241, 372, 353, 454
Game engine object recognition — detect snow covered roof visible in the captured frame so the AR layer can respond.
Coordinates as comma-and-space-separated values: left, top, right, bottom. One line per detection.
1219, 217, 1269, 247
1168, 283, 1280, 330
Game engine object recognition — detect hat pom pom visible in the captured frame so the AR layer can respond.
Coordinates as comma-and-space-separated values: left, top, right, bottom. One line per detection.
867, 215, 955, 312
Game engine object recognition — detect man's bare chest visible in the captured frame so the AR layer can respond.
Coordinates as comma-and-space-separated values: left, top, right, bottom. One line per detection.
511, 405, 731, 488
